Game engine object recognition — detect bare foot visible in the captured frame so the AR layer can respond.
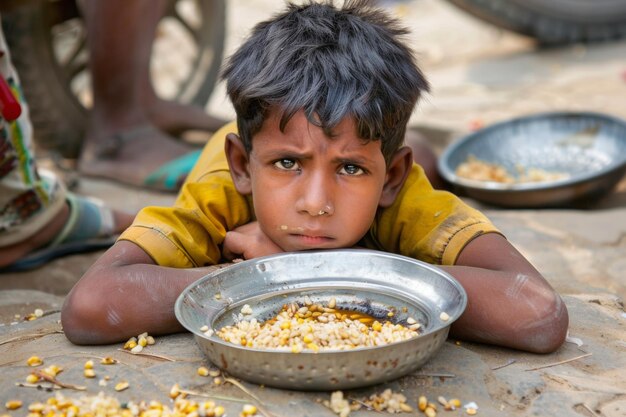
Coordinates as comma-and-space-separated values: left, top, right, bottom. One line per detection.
0, 202, 134, 269
79, 123, 196, 192
147, 98, 228, 136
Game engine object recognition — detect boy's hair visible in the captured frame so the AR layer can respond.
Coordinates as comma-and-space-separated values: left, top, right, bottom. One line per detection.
221, 0, 429, 164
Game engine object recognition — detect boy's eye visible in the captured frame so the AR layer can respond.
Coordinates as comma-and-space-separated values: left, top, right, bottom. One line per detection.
274, 159, 299, 170
340, 164, 365, 176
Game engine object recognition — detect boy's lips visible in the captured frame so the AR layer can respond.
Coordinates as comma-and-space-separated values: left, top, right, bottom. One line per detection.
289, 232, 335, 247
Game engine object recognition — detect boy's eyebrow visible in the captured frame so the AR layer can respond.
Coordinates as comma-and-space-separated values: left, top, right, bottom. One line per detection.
261, 141, 372, 162
259, 148, 314, 160
331, 155, 376, 166
260, 148, 377, 166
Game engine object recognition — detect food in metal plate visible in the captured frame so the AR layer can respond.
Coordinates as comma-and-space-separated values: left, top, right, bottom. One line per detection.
215, 298, 421, 352
455, 155, 569, 183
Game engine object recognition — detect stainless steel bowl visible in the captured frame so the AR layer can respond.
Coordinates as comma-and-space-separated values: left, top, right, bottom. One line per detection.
175, 250, 466, 390
438, 112, 626, 207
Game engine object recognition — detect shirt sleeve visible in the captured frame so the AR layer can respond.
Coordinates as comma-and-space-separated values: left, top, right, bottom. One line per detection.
118, 122, 253, 268
369, 164, 502, 265
119, 172, 252, 268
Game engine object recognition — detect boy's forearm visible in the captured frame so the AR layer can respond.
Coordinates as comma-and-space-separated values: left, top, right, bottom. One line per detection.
438, 264, 569, 353
61, 242, 218, 345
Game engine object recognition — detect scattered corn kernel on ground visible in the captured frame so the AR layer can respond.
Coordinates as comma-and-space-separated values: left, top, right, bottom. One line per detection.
123, 332, 157, 354
324, 391, 478, 416
3, 393, 260, 417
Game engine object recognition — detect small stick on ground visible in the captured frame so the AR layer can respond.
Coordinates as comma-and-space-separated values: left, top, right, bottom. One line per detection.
223, 377, 263, 404
34, 370, 86, 391
492, 359, 516, 370
177, 388, 249, 404
16, 382, 61, 391
0, 329, 63, 346
577, 403, 601, 417
44, 308, 61, 316
525, 353, 592, 371
223, 377, 278, 417
116, 348, 176, 361
34, 309, 61, 319
413, 372, 456, 378
347, 398, 377, 412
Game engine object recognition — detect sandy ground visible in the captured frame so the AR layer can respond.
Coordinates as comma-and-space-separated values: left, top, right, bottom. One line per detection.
208, 0, 626, 134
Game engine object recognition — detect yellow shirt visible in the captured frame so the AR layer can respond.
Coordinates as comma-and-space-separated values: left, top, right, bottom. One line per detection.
119, 122, 500, 267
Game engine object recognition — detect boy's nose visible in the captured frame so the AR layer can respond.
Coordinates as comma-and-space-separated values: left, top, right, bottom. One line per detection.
295, 171, 334, 217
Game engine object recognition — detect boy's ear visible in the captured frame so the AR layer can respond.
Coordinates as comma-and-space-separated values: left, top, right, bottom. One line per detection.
225, 133, 252, 195
379, 146, 413, 208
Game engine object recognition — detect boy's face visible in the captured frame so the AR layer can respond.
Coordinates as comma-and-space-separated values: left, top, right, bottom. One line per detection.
227, 109, 411, 252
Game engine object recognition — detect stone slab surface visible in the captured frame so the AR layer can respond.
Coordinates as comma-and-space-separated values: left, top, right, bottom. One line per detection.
0, 289, 624, 417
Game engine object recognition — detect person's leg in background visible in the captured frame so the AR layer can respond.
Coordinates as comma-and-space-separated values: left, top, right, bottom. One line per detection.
79, 0, 224, 192
405, 129, 447, 190
0, 21, 133, 271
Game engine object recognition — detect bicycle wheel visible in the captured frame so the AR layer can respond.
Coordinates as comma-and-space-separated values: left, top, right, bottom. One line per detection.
1, 0, 226, 158
446, 0, 626, 44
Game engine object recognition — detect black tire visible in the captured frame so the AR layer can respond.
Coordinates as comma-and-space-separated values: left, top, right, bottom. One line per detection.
1, 0, 226, 158
445, 0, 626, 45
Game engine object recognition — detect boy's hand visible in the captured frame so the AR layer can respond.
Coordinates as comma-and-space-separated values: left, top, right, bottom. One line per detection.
223, 221, 284, 261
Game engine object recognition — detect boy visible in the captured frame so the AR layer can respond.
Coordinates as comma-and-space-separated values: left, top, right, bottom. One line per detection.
62, 0, 568, 353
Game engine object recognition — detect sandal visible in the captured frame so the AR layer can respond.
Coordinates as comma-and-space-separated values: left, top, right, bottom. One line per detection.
0, 193, 118, 272
143, 149, 201, 191
82, 125, 202, 193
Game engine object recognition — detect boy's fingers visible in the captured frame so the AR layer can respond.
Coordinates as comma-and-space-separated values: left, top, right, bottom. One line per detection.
222, 231, 245, 260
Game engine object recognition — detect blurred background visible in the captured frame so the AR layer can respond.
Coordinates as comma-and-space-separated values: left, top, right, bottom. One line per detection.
3, 0, 626, 157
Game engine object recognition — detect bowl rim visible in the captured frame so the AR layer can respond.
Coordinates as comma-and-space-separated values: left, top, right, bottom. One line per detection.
437, 111, 626, 192
174, 249, 467, 355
